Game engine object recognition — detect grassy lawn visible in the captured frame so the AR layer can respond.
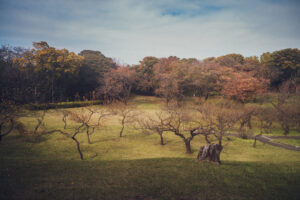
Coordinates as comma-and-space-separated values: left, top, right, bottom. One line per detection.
1, 96, 300, 200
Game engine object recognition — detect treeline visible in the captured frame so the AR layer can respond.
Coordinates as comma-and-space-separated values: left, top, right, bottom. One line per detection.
1, 41, 299, 104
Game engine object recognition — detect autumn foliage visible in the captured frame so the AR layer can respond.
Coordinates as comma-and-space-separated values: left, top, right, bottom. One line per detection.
1, 41, 300, 104
221, 72, 269, 103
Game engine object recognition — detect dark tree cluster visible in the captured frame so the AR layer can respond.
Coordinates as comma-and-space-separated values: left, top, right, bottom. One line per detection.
1, 41, 300, 105
0, 42, 117, 104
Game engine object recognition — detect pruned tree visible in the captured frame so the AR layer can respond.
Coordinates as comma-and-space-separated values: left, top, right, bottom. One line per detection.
195, 100, 242, 164
160, 105, 205, 154
0, 103, 16, 142
110, 102, 138, 137
271, 93, 300, 135
44, 124, 86, 160
0, 102, 27, 142
69, 108, 96, 144
61, 110, 71, 129
237, 105, 257, 139
252, 106, 277, 148
32, 110, 47, 135
138, 112, 169, 145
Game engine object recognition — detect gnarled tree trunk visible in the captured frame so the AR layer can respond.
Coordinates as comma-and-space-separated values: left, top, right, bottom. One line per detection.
184, 139, 192, 154
197, 144, 223, 164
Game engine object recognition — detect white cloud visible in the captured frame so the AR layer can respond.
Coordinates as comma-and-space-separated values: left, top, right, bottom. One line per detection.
0, 0, 299, 64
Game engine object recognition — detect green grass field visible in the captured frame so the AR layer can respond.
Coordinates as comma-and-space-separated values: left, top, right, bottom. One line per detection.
1, 96, 300, 200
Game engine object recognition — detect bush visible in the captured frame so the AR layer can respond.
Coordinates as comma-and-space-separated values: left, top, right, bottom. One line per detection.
25, 100, 102, 110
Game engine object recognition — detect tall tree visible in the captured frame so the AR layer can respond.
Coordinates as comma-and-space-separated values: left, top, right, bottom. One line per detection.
97, 67, 136, 104
134, 56, 159, 95
221, 71, 269, 103
261, 48, 300, 89
14, 41, 84, 102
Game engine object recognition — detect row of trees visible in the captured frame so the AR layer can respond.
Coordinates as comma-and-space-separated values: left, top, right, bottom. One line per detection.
0, 42, 117, 103
1, 93, 299, 163
1, 41, 300, 104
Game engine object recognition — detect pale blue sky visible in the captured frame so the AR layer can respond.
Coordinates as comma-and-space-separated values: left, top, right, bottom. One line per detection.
0, 0, 299, 64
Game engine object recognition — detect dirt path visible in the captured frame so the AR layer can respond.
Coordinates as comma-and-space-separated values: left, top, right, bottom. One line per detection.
256, 135, 300, 151
224, 133, 300, 152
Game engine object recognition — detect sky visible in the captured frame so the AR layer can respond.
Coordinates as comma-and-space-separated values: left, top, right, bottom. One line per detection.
0, 0, 299, 64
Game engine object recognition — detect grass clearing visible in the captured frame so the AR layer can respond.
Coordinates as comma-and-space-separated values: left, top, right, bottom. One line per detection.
1, 96, 300, 200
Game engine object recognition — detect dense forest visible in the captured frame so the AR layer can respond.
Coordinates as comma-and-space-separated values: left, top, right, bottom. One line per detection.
1, 41, 299, 104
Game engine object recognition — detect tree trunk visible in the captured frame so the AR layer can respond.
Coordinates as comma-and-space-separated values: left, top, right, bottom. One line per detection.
282, 123, 289, 135
51, 79, 54, 103
63, 117, 67, 129
0, 125, 2, 142
184, 139, 192, 154
159, 132, 165, 145
120, 124, 125, 137
34, 86, 37, 103
205, 93, 209, 101
247, 116, 252, 129
72, 136, 83, 160
86, 131, 92, 144
253, 137, 257, 148
197, 144, 223, 164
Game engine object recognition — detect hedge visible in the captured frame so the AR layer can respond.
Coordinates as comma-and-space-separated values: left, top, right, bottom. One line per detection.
25, 100, 103, 110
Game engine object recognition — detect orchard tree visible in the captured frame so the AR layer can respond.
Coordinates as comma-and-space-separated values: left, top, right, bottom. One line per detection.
196, 100, 242, 164
0, 102, 19, 142
138, 112, 170, 145
271, 93, 300, 135
110, 102, 137, 137
161, 105, 204, 154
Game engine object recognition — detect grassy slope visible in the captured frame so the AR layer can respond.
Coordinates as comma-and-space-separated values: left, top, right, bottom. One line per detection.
1, 96, 300, 200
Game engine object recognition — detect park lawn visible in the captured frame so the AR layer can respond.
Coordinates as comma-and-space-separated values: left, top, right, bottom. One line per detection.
1, 96, 300, 200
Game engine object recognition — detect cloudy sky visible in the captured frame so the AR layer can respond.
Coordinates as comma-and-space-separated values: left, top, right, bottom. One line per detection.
0, 0, 299, 64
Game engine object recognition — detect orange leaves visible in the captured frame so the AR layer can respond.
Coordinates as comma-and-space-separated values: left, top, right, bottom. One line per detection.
221, 71, 269, 103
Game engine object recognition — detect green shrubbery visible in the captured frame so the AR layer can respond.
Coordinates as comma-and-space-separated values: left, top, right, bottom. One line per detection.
25, 100, 102, 110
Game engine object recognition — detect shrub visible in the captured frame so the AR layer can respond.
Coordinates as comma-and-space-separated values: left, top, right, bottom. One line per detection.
25, 100, 102, 110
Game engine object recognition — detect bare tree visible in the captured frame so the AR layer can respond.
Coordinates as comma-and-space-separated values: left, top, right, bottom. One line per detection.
271, 92, 300, 135
195, 101, 242, 164
138, 112, 169, 145
0, 104, 15, 142
110, 102, 138, 137
94, 107, 111, 127
0, 102, 27, 142
159, 105, 205, 154
69, 108, 96, 144
44, 124, 86, 160
61, 110, 71, 129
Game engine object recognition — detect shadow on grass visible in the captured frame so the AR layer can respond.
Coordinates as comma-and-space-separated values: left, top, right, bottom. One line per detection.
1, 156, 300, 200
